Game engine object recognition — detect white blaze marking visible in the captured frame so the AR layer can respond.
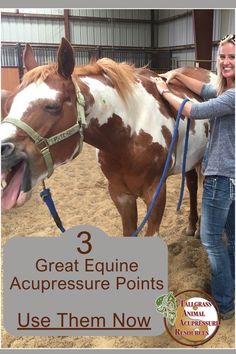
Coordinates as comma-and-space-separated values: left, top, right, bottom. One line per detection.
1, 82, 59, 141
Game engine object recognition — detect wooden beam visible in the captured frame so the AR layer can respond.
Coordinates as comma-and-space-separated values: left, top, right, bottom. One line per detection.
193, 10, 214, 70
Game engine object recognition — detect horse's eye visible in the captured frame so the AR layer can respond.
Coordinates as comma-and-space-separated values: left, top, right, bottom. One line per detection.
44, 104, 62, 114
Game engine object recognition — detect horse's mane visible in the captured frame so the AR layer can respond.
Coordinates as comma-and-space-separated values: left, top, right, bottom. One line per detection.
74, 58, 137, 101
20, 59, 138, 101
20, 64, 58, 89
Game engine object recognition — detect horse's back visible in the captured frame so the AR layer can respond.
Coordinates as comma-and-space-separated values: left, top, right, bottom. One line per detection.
165, 66, 212, 84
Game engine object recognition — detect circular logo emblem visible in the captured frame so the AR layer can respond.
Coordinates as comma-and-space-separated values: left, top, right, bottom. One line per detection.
155, 290, 220, 346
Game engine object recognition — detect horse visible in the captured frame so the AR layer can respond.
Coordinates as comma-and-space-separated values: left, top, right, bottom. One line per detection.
1, 37, 212, 236
1, 89, 12, 119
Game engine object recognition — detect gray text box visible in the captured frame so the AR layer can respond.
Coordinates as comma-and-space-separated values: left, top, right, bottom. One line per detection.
4, 225, 168, 336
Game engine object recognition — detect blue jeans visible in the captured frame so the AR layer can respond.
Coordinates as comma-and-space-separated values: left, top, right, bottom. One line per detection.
200, 175, 235, 314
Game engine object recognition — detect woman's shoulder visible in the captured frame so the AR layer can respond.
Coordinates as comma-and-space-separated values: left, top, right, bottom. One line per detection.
222, 88, 235, 99
201, 83, 217, 99
226, 87, 235, 93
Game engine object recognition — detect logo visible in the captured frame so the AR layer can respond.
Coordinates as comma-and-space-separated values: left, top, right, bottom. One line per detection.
155, 290, 220, 346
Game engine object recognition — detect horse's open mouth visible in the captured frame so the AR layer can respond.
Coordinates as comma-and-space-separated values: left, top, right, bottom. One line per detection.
1, 159, 32, 210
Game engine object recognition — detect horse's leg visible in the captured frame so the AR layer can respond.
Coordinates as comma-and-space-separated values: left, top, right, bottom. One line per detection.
185, 169, 199, 236
108, 184, 138, 236
142, 179, 166, 236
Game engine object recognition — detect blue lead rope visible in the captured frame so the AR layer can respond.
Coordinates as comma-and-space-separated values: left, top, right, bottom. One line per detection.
40, 186, 66, 233
177, 117, 191, 211
131, 98, 190, 237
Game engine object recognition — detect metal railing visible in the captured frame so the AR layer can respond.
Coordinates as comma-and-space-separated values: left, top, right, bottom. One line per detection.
1, 42, 217, 86
171, 58, 217, 72
1, 43, 159, 81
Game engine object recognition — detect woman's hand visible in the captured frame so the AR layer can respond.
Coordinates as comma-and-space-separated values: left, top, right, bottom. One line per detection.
155, 77, 169, 95
158, 72, 179, 84
159, 71, 204, 96
153, 77, 192, 118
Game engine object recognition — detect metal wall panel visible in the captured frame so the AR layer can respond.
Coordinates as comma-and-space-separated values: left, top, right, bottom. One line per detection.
111, 9, 151, 20
1, 16, 64, 43
113, 23, 150, 47
69, 9, 151, 20
157, 10, 188, 20
157, 13, 193, 47
71, 21, 106, 46
212, 10, 235, 41
212, 10, 221, 41
220, 10, 235, 37
70, 20, 150, 47
69, 9, 151, 47
1, 8, 17, 13
17, 8, 64, 15
70, 9, 109, 18
1, 8, 64, 15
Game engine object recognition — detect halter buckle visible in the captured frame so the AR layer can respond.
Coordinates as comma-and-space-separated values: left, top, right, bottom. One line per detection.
36, 138, 49, 152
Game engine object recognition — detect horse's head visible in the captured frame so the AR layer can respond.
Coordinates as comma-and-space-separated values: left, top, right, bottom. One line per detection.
1, 38, 84, 210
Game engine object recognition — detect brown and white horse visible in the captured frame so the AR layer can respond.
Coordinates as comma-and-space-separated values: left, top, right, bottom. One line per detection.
1, 38, 212, 236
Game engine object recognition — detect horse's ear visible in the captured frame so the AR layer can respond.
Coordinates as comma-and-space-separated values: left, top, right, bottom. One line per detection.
57, 37, 75, 79
23, 44, 38, 71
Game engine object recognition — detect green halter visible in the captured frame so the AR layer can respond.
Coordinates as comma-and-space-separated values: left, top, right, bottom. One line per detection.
2, 81, 86, 178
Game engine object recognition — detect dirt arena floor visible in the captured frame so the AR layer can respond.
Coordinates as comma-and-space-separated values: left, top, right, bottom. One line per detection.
1, 144, 235, 348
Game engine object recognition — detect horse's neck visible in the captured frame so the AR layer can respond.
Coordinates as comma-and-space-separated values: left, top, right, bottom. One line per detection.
81, 77, 130, 151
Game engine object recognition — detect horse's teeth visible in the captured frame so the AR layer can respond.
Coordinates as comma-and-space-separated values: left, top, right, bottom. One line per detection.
1, 180, 7, 190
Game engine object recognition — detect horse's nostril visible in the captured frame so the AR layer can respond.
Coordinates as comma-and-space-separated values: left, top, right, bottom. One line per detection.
1, 142, 15, 158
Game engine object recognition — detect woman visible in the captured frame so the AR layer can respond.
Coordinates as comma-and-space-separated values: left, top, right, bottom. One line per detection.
155, 34, 235, 320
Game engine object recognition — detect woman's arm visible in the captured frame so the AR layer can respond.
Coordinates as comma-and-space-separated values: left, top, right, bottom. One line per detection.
159, 72, 204, 96
155, 78, 235, 120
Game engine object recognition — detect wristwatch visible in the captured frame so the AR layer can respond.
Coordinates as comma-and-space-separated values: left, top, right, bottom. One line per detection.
160, 89, 170, 96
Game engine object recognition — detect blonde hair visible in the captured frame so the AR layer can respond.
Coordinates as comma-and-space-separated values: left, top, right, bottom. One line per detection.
216, 34, 235, 96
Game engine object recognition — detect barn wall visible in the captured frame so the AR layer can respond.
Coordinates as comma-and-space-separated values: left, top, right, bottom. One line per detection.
4, 8, 64, 15
1, 9, 235, 74
219, 9, 235, 37
156, 9, 235, 71
1, 9, 152, 47
1, 16, 65, 43
156, 11, 193, 47
69, 9, 151, 20
70, 21, 151, 47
